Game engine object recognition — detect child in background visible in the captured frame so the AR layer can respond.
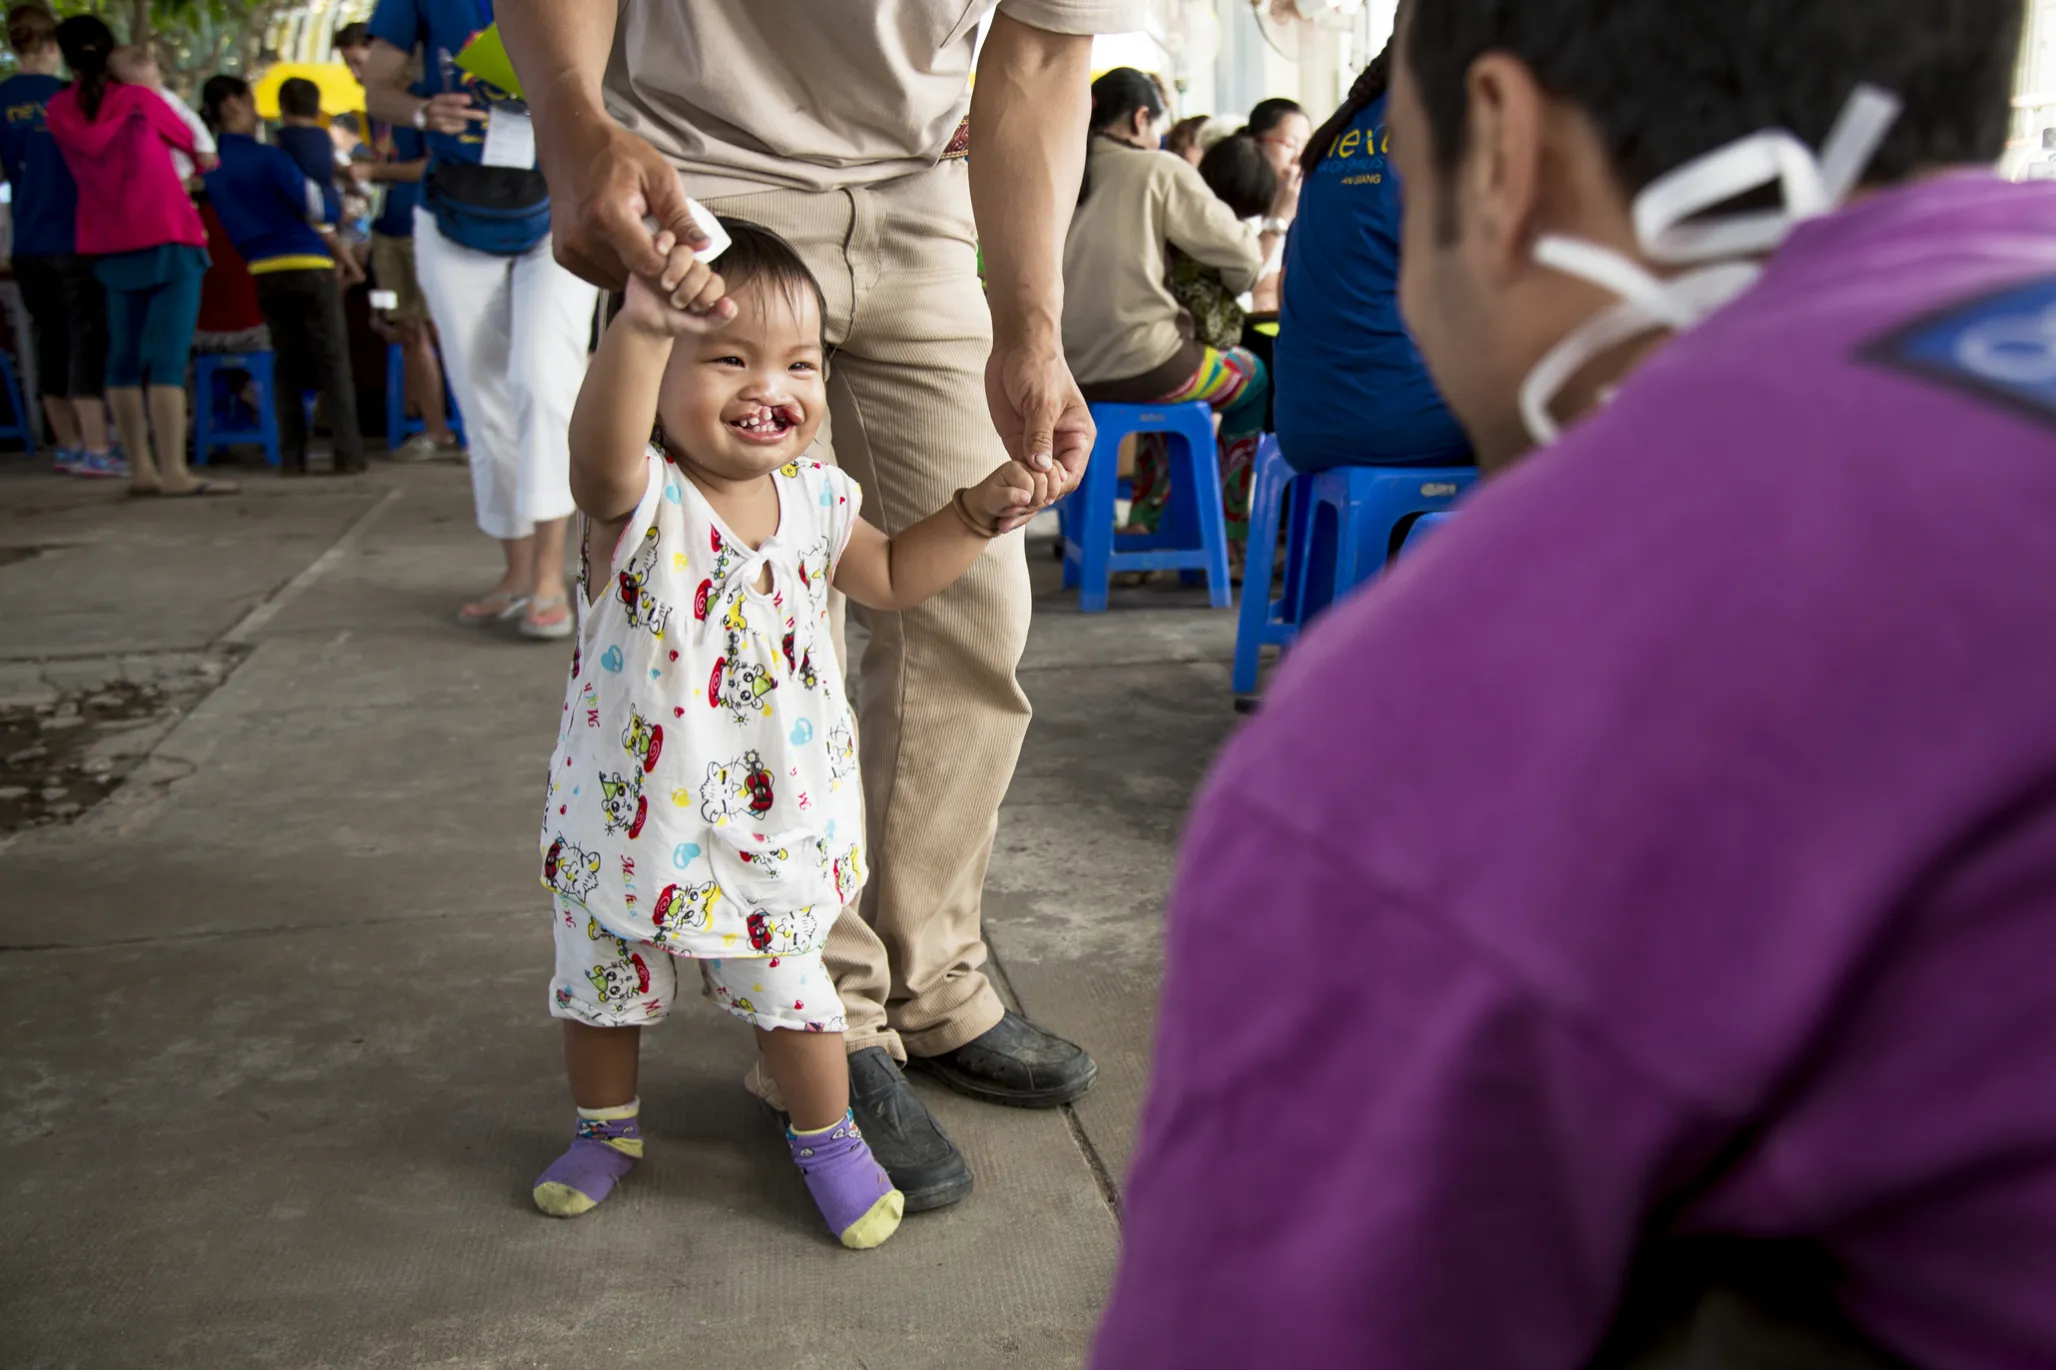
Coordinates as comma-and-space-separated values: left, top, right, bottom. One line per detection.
272, 77, 335, 197
326, 111, 373, 242
107, 43, 212, 183
535, 218, 1060, 1249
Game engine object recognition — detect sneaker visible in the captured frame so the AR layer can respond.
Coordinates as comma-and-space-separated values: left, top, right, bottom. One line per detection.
52, 447, 81, 474
391, 432, 440, 463
71, 449, 131, 480
434, 435, 467, 462
907, 1011, 1098, 1109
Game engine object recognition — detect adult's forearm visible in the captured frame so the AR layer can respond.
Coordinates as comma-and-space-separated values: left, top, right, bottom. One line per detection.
969, 14, 1091, 348
495, 0, 618, 153
360, 51, 424, 130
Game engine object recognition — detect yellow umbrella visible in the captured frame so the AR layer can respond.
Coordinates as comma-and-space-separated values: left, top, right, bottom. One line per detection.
251, 61, 363, 120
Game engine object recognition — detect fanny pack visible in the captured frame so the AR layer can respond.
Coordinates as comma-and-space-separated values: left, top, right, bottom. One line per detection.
424, 159, 550, 256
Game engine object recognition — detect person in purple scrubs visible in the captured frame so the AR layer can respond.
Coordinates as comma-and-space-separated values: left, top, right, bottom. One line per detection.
1094, 2, 2056, 1368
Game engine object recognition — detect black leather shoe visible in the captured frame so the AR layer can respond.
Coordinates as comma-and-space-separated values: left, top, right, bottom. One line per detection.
908, 1011, 1098, 1109
847, 1047, 972, 1212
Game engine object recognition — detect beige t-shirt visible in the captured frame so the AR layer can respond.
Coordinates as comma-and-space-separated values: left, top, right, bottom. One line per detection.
604, 0, 1145, 198
1062, 136, 1264, 386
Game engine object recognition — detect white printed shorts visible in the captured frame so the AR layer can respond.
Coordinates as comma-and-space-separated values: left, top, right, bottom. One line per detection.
549, 897, 847, 1033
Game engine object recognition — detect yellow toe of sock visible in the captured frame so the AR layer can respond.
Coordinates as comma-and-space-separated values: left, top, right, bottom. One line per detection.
533, 1181, 599, 1218
838, 1188, 906, 1250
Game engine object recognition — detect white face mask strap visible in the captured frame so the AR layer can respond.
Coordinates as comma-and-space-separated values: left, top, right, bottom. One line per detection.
1817, 84, 1904, 203
1517, 259, 1765, 446
1535, 235, 1683, 320
1635, 83, 1903, 264
1517, 84, 1901, 447
1518, 296, 1660, 446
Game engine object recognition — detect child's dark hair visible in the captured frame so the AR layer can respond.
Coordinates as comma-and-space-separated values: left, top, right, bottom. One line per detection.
1197, 133, 1278, 220
200, 73, 248, 133
332, 20, 371, 50
711, 217, 828, 347
278, 77, 322, 120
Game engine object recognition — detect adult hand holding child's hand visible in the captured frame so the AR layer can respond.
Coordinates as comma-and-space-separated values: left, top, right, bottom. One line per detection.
620, 231, 736, 336
966, 460, 1065, 536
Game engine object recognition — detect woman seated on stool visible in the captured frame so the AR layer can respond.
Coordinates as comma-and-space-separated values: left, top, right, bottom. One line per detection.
1273, 46, 1471, 474
1061, 69, 1288, 555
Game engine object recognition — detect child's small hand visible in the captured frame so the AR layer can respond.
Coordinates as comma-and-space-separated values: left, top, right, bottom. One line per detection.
619, 231, 735, 336
966, 461, 1065, 534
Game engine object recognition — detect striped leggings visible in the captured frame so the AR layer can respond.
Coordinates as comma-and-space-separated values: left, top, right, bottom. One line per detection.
1125, 346, 1269, 543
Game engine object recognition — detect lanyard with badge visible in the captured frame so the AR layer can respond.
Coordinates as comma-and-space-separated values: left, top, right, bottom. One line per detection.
443, 0, 533, 170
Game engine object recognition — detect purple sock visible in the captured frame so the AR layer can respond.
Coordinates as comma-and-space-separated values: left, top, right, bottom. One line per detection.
532, 1110, 642, 1218
788, 1111, 904, 1249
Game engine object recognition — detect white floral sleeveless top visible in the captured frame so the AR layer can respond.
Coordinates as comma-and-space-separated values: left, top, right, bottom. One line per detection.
541, 451, 866, 960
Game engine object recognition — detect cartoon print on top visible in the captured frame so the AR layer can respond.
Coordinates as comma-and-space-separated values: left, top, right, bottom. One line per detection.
825, 717, 856, 785
738, 843, 794, 881
617, 527, 674, 638
709, 653, 777, 722
545, 835, 603, 903
622, 709, 664, 773
542, 456, 862, 956
651, 878, 722, 941
598, 769, 649, 838
699, 750, 775, 826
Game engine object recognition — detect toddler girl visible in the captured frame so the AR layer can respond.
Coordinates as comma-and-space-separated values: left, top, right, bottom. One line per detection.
533, 218, 1060, 1250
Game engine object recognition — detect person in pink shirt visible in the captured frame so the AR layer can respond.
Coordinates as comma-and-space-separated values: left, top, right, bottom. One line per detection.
46, 15, 233, 497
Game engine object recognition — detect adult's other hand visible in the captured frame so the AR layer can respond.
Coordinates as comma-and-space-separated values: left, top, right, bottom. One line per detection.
985, 338, 1094, 487
537, 114, 703, 292
420, 92, 486, 136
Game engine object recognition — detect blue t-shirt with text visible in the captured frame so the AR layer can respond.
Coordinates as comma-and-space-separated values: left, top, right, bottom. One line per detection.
0, 73, 77, 257
366, 0, 518, 170
1275, 95, 1469, 468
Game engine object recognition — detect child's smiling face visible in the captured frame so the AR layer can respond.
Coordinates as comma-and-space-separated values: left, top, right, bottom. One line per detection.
655, 274, 826, 480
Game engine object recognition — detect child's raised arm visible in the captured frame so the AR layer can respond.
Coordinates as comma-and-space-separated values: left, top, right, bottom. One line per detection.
568, 234, 734, 531
833, 462, 1063, 613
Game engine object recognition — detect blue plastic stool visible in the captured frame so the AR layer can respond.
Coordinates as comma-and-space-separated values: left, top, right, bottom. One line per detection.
385, 341, 466, 448
1232, 441, 1477, 694
0, 348, 35, 455
1058, 401, 1231, 613
1294, 463, 1477, 624
193, 352, 280, 466
1400, 510, 1455, 558
1232, 436, 1311, 693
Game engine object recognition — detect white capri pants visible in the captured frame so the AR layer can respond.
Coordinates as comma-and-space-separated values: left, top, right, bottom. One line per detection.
413, 207, 601, 541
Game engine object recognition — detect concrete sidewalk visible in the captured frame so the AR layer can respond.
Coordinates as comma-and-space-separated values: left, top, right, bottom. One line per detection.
0, 459, 1242, 1369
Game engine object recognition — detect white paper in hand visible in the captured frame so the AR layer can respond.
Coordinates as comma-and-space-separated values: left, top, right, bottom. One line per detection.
642, 191, 731, 263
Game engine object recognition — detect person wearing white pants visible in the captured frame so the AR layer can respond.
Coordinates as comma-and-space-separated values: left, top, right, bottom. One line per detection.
357, 0, 600, 640
414, 205, 598, 573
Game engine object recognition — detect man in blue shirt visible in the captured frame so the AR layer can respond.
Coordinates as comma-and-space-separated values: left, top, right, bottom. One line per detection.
335, 20, 458, 463
0, 1, 115, 475
356, 0, 598, 641
1273, 49, 1471, 470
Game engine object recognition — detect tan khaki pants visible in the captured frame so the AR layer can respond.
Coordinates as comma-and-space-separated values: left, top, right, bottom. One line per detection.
705, 163, 1028, 1059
